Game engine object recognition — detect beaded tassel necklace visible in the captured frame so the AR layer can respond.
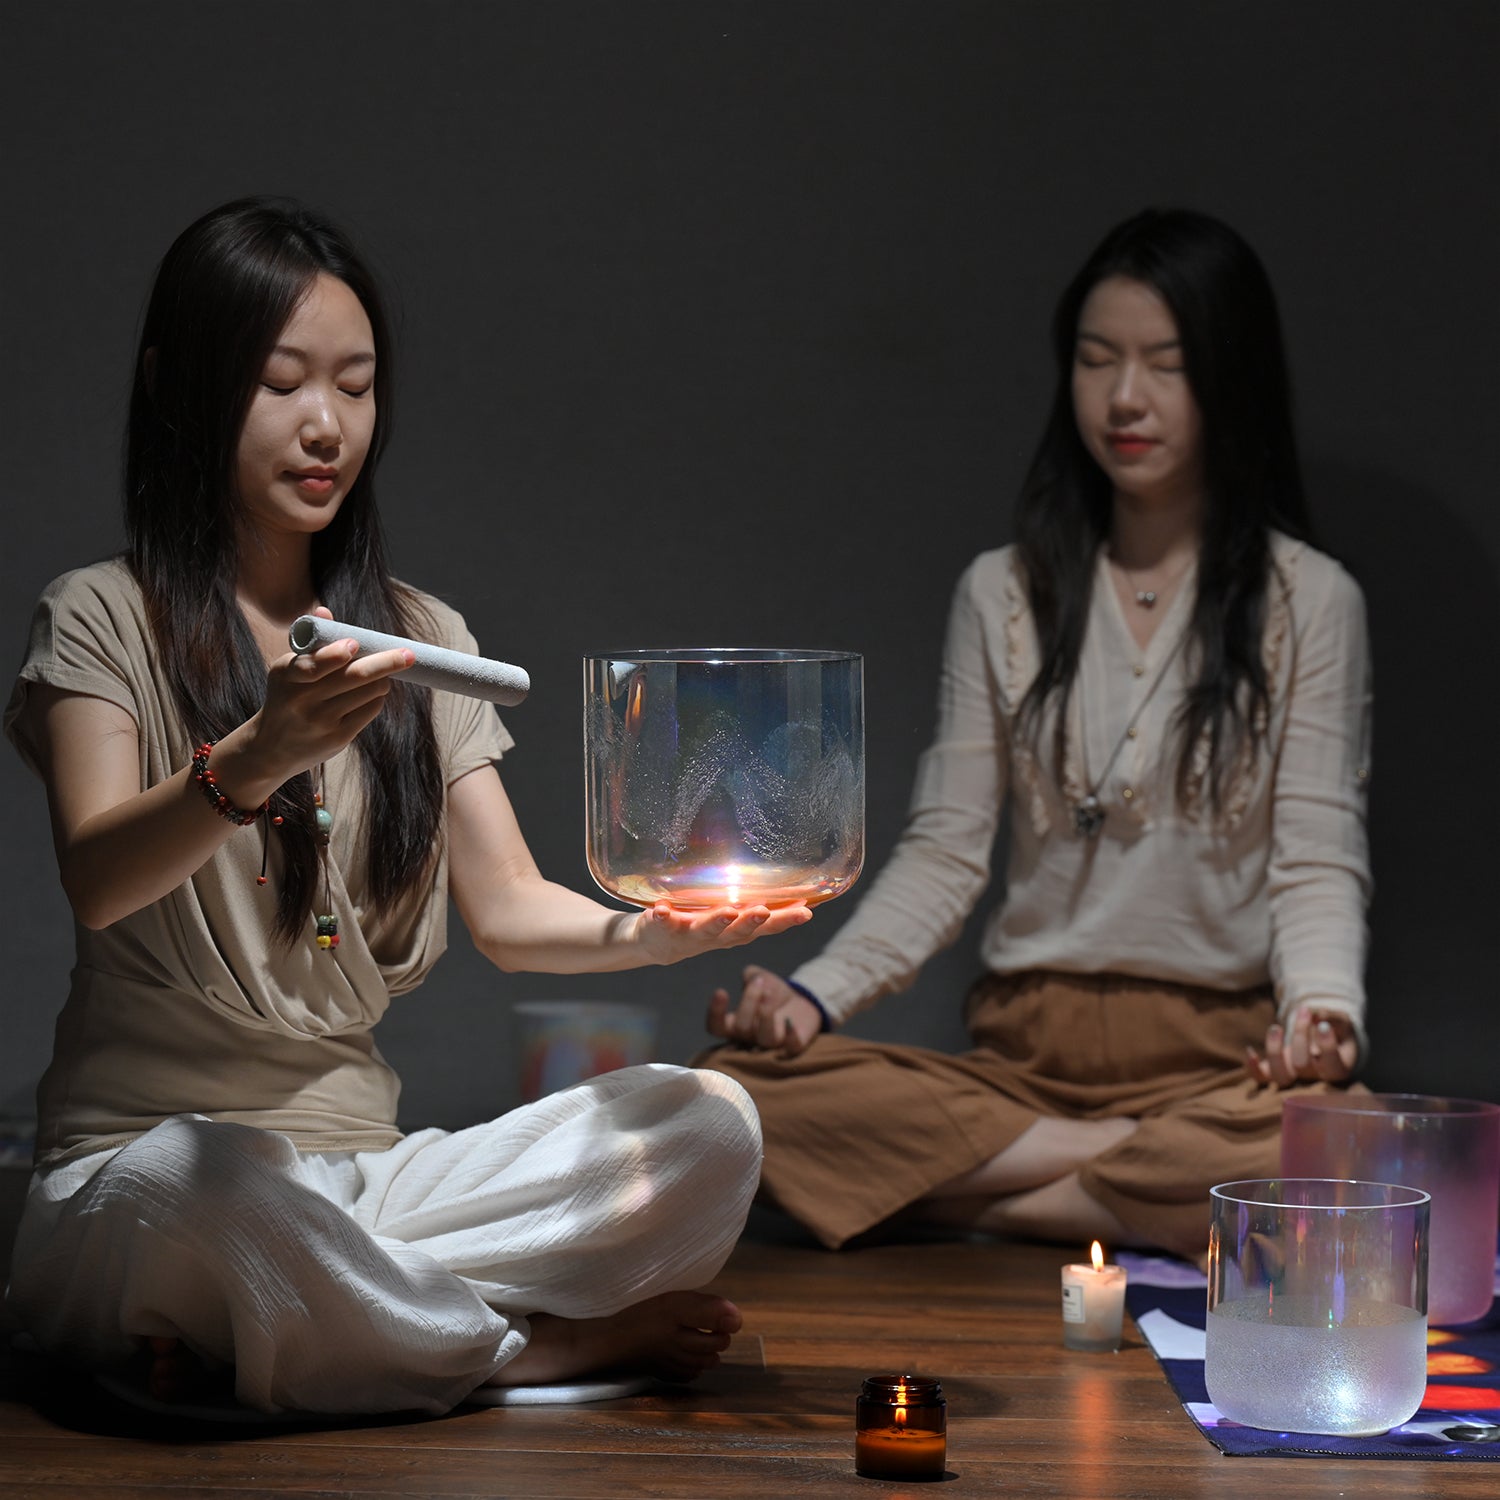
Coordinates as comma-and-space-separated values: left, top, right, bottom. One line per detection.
313, 766, 340, 952
251, 763, 338, 953
192, 679, 340, 957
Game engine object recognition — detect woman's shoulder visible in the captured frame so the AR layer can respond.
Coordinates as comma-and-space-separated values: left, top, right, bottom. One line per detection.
948, 547, 1036, 693
1268, 532, 1365, 617
954, 545, 1025, 605
8, 558, 146, 758
33, 555, 140, 612
26, 556, 148, 646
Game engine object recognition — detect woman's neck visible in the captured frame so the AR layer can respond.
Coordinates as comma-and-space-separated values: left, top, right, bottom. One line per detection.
1108, 489, 1203, 571
235, 526, 319, 656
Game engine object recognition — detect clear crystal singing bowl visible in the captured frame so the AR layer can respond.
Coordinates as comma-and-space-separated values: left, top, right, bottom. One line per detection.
584, 649, 864, 909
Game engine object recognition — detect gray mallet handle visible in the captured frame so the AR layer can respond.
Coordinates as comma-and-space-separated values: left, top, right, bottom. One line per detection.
289, 616, 530, 706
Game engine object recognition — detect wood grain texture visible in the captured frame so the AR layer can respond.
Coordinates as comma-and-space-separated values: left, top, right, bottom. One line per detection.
2, 1232, 1494, 1497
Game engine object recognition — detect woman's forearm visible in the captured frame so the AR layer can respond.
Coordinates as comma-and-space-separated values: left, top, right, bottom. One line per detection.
53, 721, 282, 930
449, 758, 813, 975
42, 634, 420, 930
468, 873, 650, 974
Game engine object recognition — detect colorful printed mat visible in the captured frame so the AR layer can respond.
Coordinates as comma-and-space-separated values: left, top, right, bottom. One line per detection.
1121, 1249, 1500, 1459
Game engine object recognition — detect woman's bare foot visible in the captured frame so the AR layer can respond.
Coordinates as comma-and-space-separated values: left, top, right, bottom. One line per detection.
485, 1291, 742, 1387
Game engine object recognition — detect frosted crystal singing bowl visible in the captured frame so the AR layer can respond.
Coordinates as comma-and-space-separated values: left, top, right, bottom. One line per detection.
1206, 1178, 1431, 1437
584, 650, 864, 909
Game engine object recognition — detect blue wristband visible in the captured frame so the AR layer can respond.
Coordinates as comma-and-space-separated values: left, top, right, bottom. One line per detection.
785, 978, 833, 1033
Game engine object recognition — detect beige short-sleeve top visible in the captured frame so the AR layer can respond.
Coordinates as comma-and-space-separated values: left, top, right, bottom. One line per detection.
5, 559, 514, 1167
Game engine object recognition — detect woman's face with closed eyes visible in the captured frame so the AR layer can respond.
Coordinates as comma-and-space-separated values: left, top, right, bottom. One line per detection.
1071, 275, 1204, 509
235, 272, 377, 542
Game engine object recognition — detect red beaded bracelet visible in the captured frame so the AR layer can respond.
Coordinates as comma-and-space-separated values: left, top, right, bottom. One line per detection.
190, 741, 269, 826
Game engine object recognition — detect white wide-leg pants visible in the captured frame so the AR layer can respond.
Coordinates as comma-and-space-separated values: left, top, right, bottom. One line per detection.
7, 1064, 761, 1415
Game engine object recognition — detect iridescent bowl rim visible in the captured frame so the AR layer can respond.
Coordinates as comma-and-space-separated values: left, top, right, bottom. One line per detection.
1282, 1092, 1500, 1118
1211, 1177, 1432, 1210
585, 647, 860, 664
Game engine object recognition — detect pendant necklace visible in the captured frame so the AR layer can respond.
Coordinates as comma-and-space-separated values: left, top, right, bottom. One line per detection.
1114, 551, 1192, 610
1073, 629, 1189, 840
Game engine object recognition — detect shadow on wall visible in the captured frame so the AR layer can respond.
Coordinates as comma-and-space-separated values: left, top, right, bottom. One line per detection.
1309, 457, 1499, 1102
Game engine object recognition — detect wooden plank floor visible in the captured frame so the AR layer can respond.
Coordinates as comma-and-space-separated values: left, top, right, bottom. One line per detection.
1, 1217, 1493, 1499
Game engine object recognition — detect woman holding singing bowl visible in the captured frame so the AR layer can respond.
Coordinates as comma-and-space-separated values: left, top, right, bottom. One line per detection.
4, 196, 813, 1415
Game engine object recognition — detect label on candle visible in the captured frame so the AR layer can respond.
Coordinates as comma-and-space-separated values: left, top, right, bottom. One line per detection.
1061, 1282, 1086, 1323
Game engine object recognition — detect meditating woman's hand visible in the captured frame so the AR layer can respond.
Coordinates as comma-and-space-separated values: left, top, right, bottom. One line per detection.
704, 964, 823, 1057
1244, 1006, 1357, 1088
246, 606, 415, 783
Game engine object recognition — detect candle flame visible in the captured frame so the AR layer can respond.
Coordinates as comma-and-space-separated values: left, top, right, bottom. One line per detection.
894, 1406, 907, 1428
1090, 1240, 1105, 1273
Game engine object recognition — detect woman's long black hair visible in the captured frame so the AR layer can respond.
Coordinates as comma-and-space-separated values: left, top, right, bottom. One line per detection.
125, 196, 443, 941
1014, 208, 1314, 812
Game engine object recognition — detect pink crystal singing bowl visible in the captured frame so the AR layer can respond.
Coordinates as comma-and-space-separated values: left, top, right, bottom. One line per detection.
584, 649, 864, 910
1281, 1093, 1500, 1324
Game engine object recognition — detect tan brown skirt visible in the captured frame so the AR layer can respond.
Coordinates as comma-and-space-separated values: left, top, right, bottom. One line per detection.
702, 970, 1344, 1259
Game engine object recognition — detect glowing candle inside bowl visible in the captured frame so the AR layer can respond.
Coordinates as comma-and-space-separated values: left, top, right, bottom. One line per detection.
1061, 1240, 1127, 1352
584, 649, 864, 909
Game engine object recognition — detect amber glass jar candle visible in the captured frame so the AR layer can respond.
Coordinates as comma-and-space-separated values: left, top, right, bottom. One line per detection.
855, 1374, 946, 1480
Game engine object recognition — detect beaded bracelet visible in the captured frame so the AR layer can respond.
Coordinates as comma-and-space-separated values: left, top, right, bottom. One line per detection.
190, 741, 269, 827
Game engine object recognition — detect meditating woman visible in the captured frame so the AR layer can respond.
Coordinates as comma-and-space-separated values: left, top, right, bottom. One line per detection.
703, 208, 1371, 1261
4, 197, 811, 1415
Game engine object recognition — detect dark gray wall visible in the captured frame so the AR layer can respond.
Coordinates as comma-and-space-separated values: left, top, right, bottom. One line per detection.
3, 1, 1496, 1133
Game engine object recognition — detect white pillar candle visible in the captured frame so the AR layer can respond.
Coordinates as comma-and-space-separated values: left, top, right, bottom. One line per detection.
1061, 1241, 1127, 1352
